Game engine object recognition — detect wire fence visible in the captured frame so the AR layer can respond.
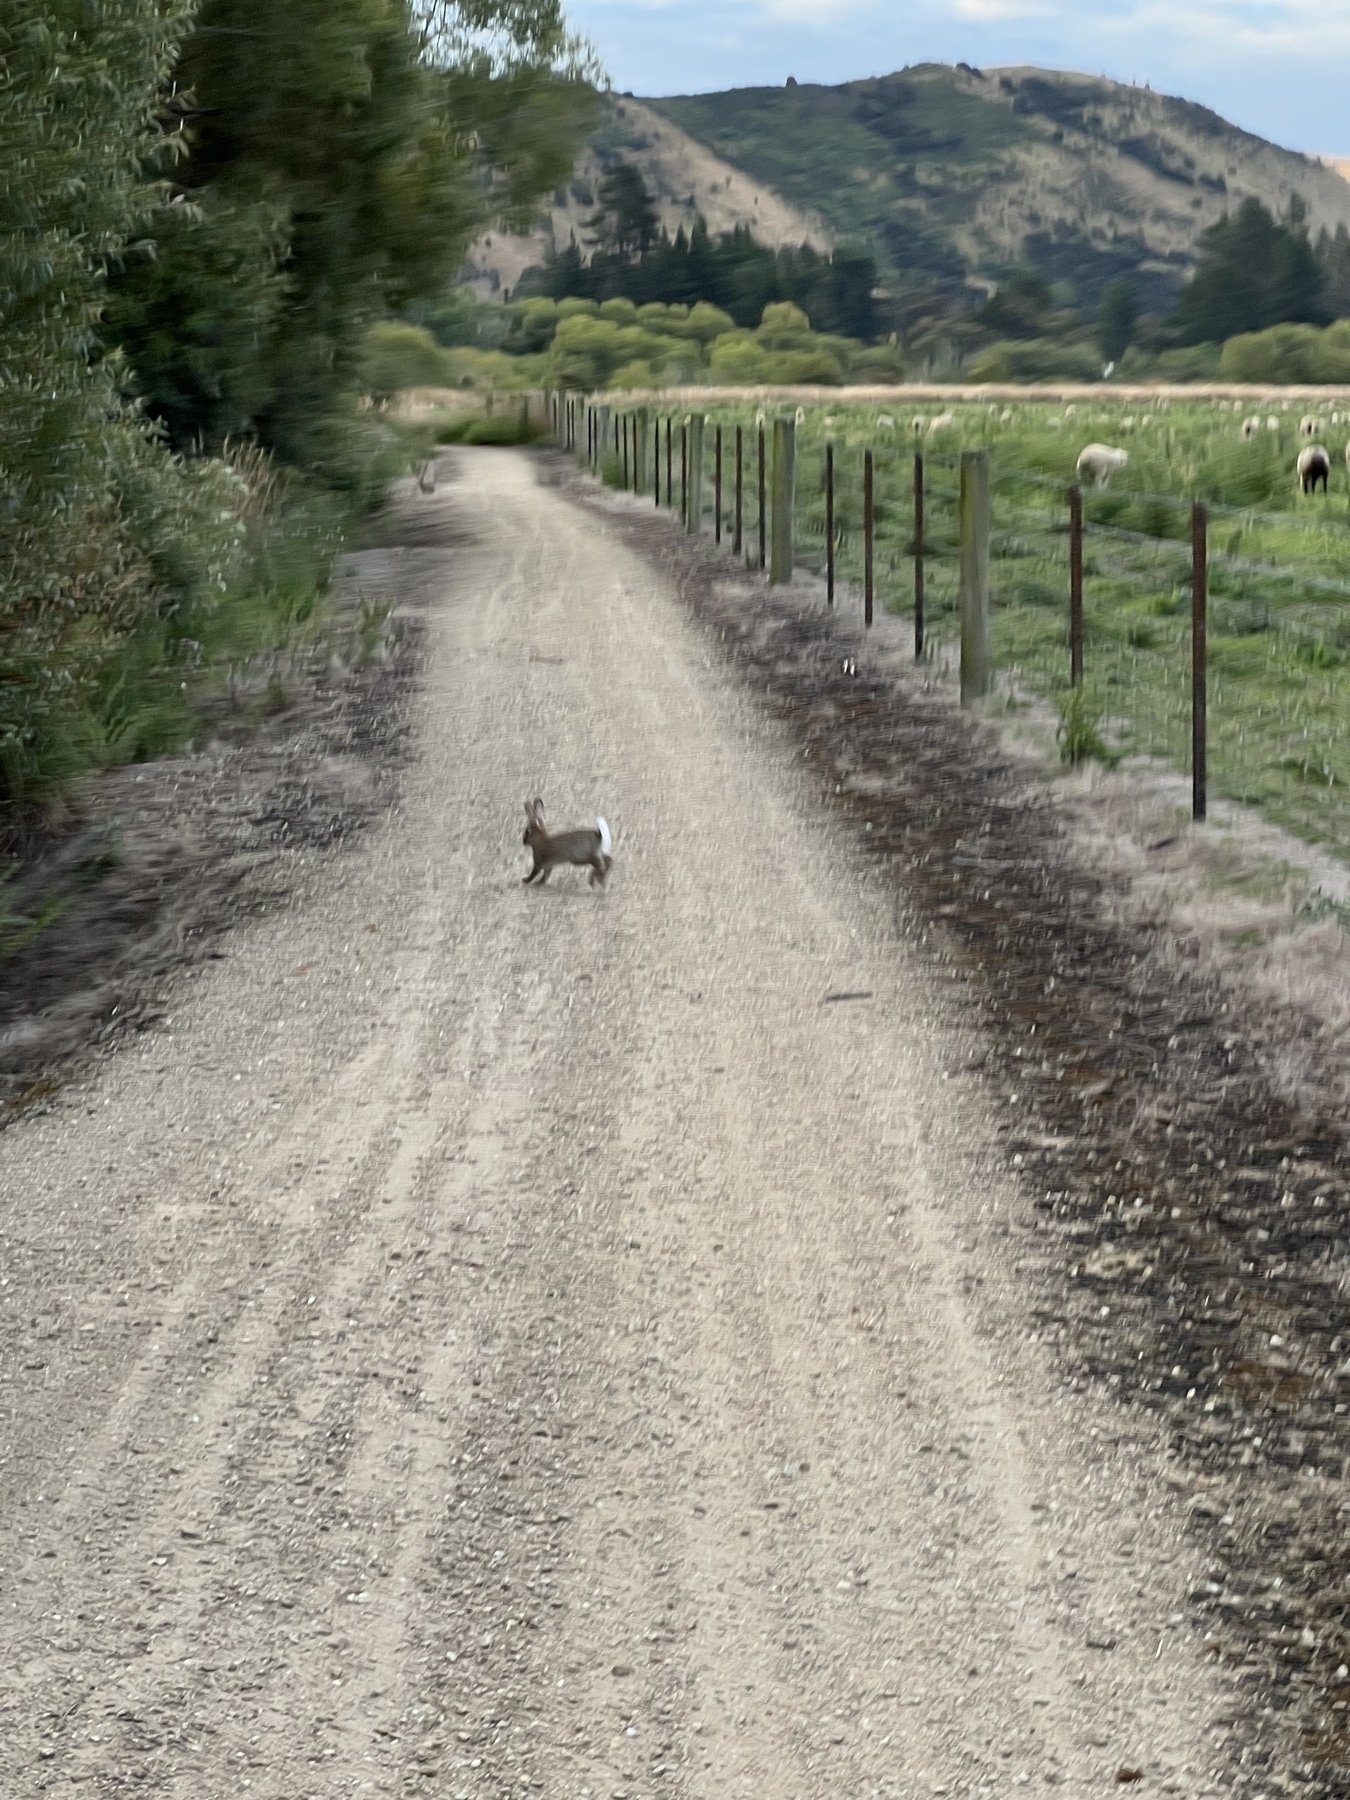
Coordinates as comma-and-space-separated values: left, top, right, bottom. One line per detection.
553, 393, 1350, 857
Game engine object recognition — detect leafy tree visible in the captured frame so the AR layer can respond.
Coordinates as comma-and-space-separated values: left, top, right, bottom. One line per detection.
1316, 222, 1350, 320
587, 165, 659, 259
0, 0, 216, 810
1172, 196, 1328, 345
974, 268, 1052, 339
1098, 279, 1139, 363
105, 0, 598, 477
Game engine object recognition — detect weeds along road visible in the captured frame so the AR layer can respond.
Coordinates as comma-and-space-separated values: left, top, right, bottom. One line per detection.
1, 449, 1235, 1798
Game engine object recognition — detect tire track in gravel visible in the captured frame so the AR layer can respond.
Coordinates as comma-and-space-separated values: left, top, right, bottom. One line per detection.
1, 450, 1235, 1799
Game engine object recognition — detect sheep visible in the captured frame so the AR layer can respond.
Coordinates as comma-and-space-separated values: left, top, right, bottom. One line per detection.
1120, 417, 1136, 431
1266, 416, 1280, 432
1298, 444, 1331, 494
1075, 443, 1129, 489
1064, 404, 1078, 417
794, 406, 806, 426
910, 416, 926, 434
999, 407, 1013, 423
1299, 414, 1323, 438
876, 414, 896, 430
927, 412, 956, 433
1240, 415, 1262, 441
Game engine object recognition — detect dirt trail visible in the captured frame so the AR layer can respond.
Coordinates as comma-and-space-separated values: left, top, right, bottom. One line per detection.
0, 450, 1237, 1797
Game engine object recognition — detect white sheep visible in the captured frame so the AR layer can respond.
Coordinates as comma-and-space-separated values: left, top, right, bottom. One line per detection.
1299, 415, 1323, 438
1266, 416, 1280, 432
1120, 417, 1136, 431
910, 416, 925, 434
1075, 443, 1129, 489
1240, 415, 1261, 441
794, 406, 806, 426
999, 407, 1013, 423
1298, 445, 1331, 494
927, 412, 955, 433
1065, 404, 1078, 417
876, 414, 895, 430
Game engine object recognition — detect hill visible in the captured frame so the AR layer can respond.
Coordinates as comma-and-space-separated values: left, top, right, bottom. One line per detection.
460, 95, 831, 301
465, 65, 1350, 320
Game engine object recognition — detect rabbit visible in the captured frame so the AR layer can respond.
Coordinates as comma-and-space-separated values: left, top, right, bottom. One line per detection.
522, 798, 612, 888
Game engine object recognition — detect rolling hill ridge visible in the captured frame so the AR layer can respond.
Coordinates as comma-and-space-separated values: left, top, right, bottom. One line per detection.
465, 64, 1350, 320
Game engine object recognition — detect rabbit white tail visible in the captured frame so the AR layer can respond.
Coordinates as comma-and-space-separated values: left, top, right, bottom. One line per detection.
596, 817, 612, 858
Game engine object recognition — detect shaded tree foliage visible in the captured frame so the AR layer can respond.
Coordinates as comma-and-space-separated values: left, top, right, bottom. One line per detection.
1098, 279, 1139, 363
104, 0, 597, 477
0, 0, 203, 807
1172, 196, 1328, 345
587, 165, 659, 258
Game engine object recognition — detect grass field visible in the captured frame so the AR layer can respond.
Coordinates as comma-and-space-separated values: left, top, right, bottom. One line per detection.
619, 395, 1350, 860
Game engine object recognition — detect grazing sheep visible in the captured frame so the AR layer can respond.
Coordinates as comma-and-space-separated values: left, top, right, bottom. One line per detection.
927, 411, 955, 433
999, 407, 1013, 423
1075, 443, 1130, 489
794, 406, 806, 426
876, 414, 895, 430
1266, 416, 1280, 432
1120, 417, 1136, 431
1241, 415, 1261, 441
910, 416, 926, 434
1299, 415, 1323, 438
1298, 444, 1331, 494
1064, 404, 1078, 417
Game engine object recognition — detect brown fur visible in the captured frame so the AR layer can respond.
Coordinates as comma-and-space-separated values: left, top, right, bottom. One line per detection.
522, 798, 611, 887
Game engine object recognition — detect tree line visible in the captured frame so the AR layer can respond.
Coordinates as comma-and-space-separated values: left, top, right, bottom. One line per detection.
520, 166, 880, 339
513, 162, 1350, 366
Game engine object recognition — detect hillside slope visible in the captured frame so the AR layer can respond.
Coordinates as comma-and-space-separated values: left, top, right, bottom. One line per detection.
461, 96, 831, 300
651, 65, 1350, 311
464, 66, 1350, 317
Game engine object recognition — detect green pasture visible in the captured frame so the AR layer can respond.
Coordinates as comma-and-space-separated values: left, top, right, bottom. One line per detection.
679, 397, 1350, 858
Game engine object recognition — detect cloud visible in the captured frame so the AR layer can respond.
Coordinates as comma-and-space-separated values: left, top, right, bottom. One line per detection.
949, 0, 1052, 19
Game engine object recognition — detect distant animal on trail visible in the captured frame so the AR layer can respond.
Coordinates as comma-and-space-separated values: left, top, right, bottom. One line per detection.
1297, 445, 1331, 494
1299, 415, 1323, 438
417, 460, 437, 495
522, 798, 613, 888
1075, 443, 1129, 489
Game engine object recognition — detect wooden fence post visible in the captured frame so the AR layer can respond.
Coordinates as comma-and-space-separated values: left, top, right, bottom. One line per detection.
634, 408, 649, 494
863, 449, 874, 626
622, 414, 630, 488
1192, 500, 1208, 821
680, 422, 688, 523
734, 426, 744, 557
714, 426, 723, 544
665, 418, 673, 507
686, 414, 704, 534
959, 448, 992, 704
770, 415, 795, 584
913, 452, 925, 661
757, 422, 767, 571
825, 442, 835, 608
1068, 484, 1084, 688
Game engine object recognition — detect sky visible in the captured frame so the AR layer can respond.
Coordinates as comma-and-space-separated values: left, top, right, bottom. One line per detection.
562, 0, 1350, 154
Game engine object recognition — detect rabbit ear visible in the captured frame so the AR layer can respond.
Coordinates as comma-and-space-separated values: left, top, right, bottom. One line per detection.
525, 797, 545, 828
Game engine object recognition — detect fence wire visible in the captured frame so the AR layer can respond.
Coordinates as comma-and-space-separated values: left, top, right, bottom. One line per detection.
576, 401, 1350, 860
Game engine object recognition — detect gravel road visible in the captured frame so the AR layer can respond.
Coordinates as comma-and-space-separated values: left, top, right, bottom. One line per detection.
1, 450, 1244, 1797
